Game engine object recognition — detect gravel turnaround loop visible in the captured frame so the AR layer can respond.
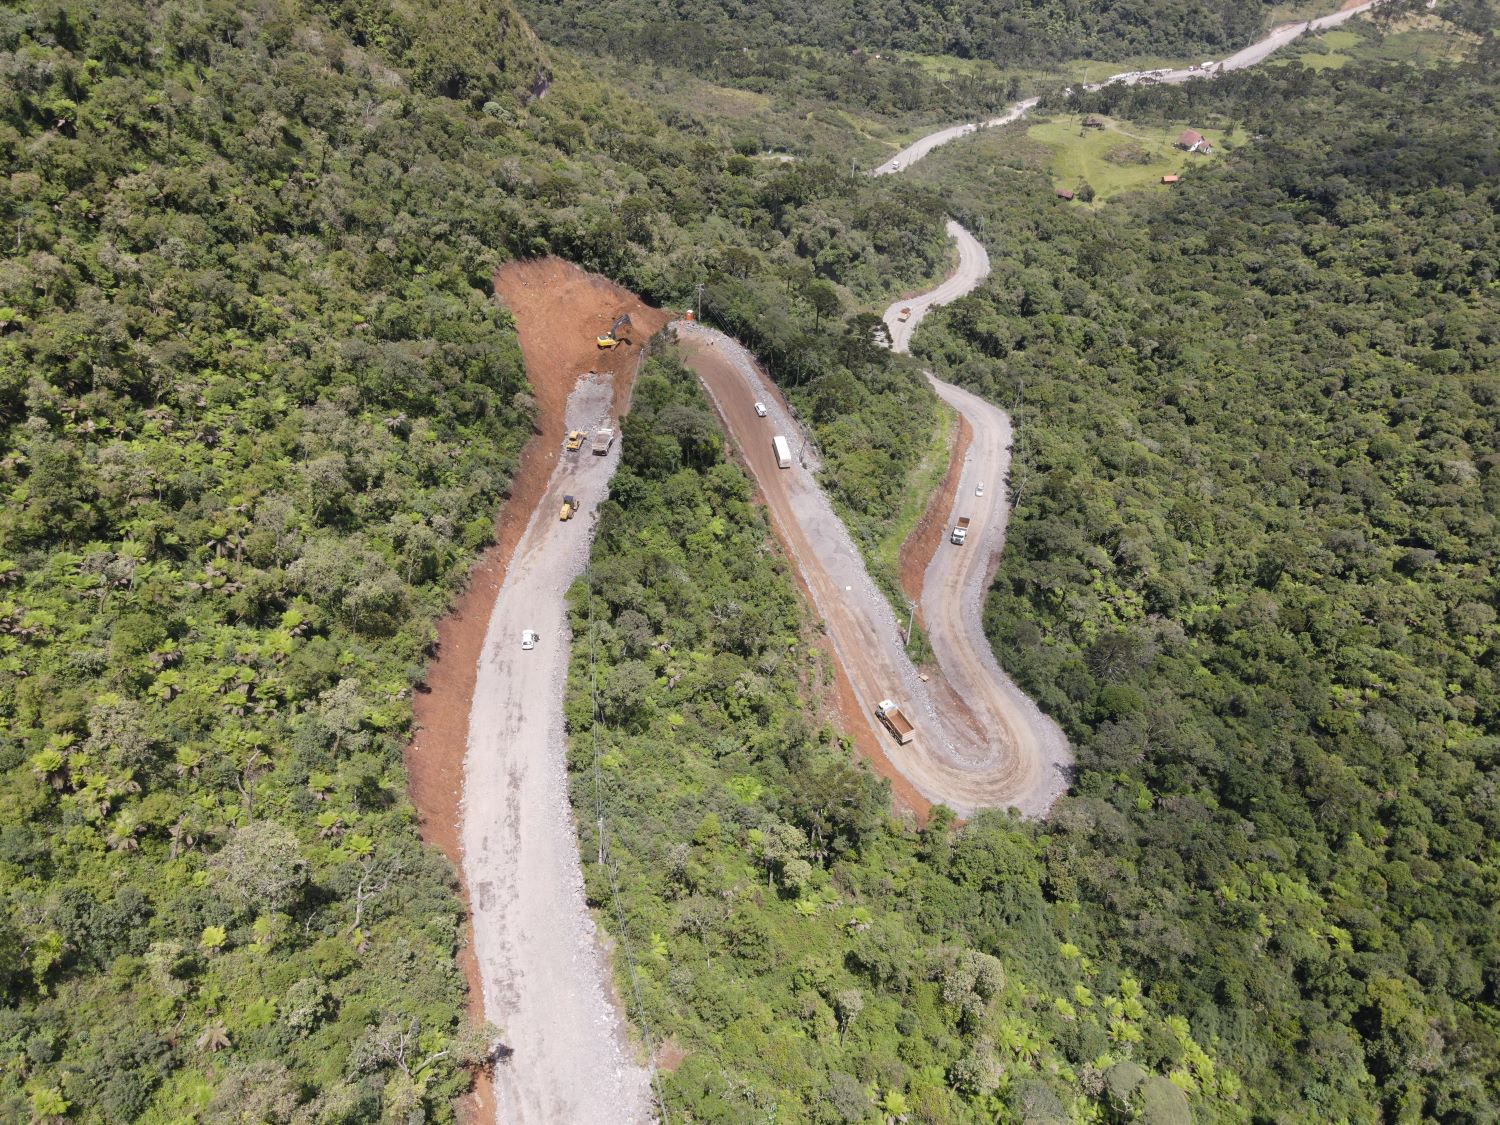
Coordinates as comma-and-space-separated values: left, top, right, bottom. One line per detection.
462, 372, 653, 1125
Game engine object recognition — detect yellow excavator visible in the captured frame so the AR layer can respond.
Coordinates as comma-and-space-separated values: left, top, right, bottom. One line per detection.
596, 313, 632, 349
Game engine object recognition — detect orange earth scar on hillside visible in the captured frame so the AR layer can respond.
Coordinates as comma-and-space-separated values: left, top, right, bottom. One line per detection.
401, 258, 667, 1124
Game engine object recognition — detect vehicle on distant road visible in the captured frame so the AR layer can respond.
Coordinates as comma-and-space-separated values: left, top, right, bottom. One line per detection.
772, 435, 793, 469
754, 401, 767, 417
875, 699, 915, 744
521, 630, 539, 650
950, 516, 971, 545
975, 482, 984, 497
898, 307, 912, 322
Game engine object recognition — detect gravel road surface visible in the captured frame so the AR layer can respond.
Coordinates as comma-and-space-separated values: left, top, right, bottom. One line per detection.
918, 376, 1071, 815
870, 100, 1037, 177
463, 372, 652, 1125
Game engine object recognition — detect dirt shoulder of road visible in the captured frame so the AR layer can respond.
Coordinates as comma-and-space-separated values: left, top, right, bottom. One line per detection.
402, 258, 666, 1124
898, 408, 971, 620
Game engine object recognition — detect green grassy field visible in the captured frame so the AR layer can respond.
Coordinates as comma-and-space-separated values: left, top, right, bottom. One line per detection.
1266, 0, 1351, 23
1277, 14, 1475, 70
1025, 115, 1227, 201
1275, 27, 1364, 70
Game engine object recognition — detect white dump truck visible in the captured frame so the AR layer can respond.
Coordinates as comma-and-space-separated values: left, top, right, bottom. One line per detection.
950, 516, 971, 545
875, 699, 915, 744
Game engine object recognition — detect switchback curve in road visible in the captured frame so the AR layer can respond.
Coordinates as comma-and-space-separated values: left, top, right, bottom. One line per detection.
879, 217, 1072, 822
881, 221, 989, 353
675, 324, 1069, 817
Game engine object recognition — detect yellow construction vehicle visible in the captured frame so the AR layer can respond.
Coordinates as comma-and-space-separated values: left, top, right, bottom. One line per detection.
565, 430, 586, 451
559, 494, 577, 521
596, 313, 632, 349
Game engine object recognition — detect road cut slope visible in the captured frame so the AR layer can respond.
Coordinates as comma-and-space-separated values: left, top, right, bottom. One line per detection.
676, 325, 1068, 817
463, 372, 652, 1125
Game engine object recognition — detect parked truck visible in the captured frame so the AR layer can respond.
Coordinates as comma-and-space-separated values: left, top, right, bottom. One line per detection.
875, 699, 915, 744
950, 516, 971, 545
591, 427, 615, 456
898, 307, 912, 322
772, 435, 792, 469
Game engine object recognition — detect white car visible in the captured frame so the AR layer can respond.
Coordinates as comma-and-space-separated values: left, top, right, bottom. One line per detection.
521, 630, 538, 650
975, 482, 985, 497
754, 402, 767, 417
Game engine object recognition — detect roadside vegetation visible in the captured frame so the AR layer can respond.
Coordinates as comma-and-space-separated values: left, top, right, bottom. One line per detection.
0, 0, 950, 1118
912, 41, 1500, 1122
566, 349, 1240, 1122
521, 0, 1282, 72
4, 0, 1497, 1119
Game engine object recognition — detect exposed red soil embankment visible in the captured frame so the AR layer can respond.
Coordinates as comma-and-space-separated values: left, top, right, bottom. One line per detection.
897, 409, 972, 621
402, 258, 667, 1124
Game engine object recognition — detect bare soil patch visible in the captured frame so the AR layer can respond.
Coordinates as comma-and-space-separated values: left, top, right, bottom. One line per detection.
402, 257, 666, 1123
898, 409, 971, 620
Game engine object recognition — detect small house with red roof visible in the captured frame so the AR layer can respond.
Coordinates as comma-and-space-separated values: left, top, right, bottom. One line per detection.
1176, 129, 1212, 154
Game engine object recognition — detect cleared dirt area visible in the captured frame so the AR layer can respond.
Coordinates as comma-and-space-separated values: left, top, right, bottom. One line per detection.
403, 258, 665, 1124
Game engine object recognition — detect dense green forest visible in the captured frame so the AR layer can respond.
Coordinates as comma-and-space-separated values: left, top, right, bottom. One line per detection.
0, 0, 951, 1119
5, 0, 1498, 1119
568, 349, 1238, 1122
907, 46, 1499, 1123
523, 0, 1278, 71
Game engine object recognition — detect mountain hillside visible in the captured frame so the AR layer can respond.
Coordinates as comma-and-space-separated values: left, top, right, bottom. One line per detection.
521, 0, 1275, 68
0, 0, 948, 1119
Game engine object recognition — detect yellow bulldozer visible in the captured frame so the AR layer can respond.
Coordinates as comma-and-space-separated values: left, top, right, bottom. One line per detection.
596, 313, 632, 349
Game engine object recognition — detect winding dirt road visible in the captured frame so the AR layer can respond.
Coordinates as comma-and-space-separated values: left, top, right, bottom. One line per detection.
880, 221, 990, 352
824, 0, 1391, 817
676, 325, 1070, 816
868, 0, 1384, 174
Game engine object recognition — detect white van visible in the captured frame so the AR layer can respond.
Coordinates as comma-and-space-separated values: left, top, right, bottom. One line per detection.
772, 435, 792, 469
